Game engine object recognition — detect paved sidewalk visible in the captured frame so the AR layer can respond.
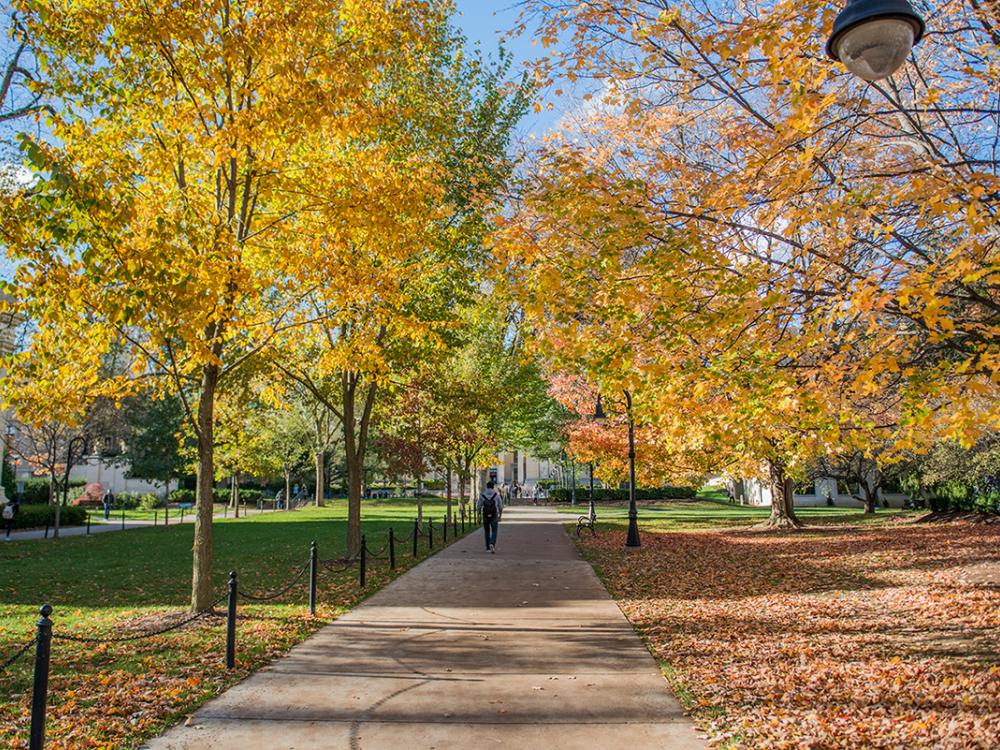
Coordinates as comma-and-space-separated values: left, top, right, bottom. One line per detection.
144, 506, 705, 750
4, 505, 276, 542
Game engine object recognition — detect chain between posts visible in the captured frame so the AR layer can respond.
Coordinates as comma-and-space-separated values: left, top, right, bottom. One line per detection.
237, 561, 310, 602
0, 635, 37, 673
54, 593, 229, 645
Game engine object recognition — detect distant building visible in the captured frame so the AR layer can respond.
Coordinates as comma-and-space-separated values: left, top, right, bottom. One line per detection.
729, 476, 911, 509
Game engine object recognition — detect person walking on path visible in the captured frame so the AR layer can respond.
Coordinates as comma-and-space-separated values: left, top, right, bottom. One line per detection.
102, 488, 114, 521
3, 501, 14, 540
477, 480, 503, 553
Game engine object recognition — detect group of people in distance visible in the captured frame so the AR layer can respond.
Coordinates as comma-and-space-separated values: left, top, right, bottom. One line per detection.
498, 481, 547, 505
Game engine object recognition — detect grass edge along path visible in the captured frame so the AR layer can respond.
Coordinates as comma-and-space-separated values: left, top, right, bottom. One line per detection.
569, 510, 1000, 750
0, 500, 476, 750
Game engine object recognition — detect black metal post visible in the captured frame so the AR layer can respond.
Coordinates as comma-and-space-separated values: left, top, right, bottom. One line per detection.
121, 510, 125, 531
308, 541, 317, 617
86, 513, 91, 535
589, 462, 597, 524
412, 518, 418, 557
389, 528, 396, 570
166, 505, 169, 525
43, 520, 49, 539
453, 513, 458, 537
359, 535, 367, 588
460, 505, 465, 533
226, 571, 237, 669
30, 604, 53, 750
180, 507, 185, 524
428, 518, 433, 549
624, 390, 640, 548
443, 514, 448, 542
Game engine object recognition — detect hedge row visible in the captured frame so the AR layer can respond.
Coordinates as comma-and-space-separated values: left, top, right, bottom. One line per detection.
927, 495, 1000, 514
549, 486, 697, 503
18, 478, 87, 505
8, 504, 88, 530
167, 488, 264, 505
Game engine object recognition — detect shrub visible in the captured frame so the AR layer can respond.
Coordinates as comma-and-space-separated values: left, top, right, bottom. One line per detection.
169, 489, 196, 505
114, 492, 144, 510
168, 487, 262, 505
240, 489, 263, 503
19, 478, 86, 505
139, 493, 162, 510
11, 503, 88, 529
549, 486, 697, 503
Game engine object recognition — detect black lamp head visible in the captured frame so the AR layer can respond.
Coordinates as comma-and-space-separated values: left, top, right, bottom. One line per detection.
592, 394, 607, 421
827, 0, 925, 81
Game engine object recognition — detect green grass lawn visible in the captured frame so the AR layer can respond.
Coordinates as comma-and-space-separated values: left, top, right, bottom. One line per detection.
0, 497, 472, 749
556, 496, 921, 530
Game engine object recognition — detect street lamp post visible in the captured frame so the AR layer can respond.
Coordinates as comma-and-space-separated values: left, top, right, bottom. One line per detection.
593, 392, 640, 548
588, 461, 596, 525
826, 0, 924, 81
57, 435, 87, 539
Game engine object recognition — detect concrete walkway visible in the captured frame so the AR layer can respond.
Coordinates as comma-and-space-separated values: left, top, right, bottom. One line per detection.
4, 505, 276, 542
144, 506, 704, 750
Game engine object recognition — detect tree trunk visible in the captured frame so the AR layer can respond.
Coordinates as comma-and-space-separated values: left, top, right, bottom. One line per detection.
314, 449, 325, 507
862, 483, 877, 514
446, 467, 452, 523
458, 474, 466, 516
230, 475, 239, 518
346, 449, 362, 556
191, 363, 219, 611
284, 469, 291, 511
342, 371, 376, 558
51, 471, 60, 539
763, 459, 803, 528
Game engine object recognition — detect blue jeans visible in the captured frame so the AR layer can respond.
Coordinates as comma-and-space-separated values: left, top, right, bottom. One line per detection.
483, 515, 498, 548
103, 505, 110, 520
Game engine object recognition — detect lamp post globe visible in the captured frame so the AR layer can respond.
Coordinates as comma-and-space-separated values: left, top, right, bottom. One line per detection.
826, 0, 925, 81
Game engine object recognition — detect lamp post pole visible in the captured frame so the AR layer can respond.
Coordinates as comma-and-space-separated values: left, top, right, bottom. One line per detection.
624, 390, 640, 548
56, 435, 87, 540
588, 462, 596, 523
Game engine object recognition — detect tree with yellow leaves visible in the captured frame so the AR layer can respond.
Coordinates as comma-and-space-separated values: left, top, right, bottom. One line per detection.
1, 0, 457, 609
503, 0, 998, 526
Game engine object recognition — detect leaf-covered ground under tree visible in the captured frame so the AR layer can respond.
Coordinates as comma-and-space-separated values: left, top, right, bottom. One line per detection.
576, 512, 1000, 749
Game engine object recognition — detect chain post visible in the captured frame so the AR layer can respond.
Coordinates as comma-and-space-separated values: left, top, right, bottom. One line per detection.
429, 518, 434, 549
44, 520, 49, 539
86, 513, 91, 535
29, 604, 53, 750
121, 510, 125, 531
308, 541, 318, 617
412, 518, 418, 557
359, 535, 367, 588
180, 507, 185, 524
389, 528, 396, 570
453, 513, 458, 537
226, 571, 237, 669
165, 505, 169, 525
443, 514, 448, 543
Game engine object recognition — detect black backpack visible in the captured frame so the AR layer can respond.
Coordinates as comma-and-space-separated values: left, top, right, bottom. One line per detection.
481, 492, 498, 519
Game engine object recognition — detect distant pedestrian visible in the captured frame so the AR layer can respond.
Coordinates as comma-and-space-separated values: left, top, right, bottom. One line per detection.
102, 488, 114, 520
727, 487, 735, 504
477, 480, 503, 553
3, 502, 14, 539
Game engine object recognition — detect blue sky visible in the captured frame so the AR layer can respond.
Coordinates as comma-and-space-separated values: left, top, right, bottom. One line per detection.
453, 0, 563, 135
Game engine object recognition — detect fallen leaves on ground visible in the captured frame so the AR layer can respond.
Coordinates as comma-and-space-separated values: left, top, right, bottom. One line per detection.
579, 521, 1000, 749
